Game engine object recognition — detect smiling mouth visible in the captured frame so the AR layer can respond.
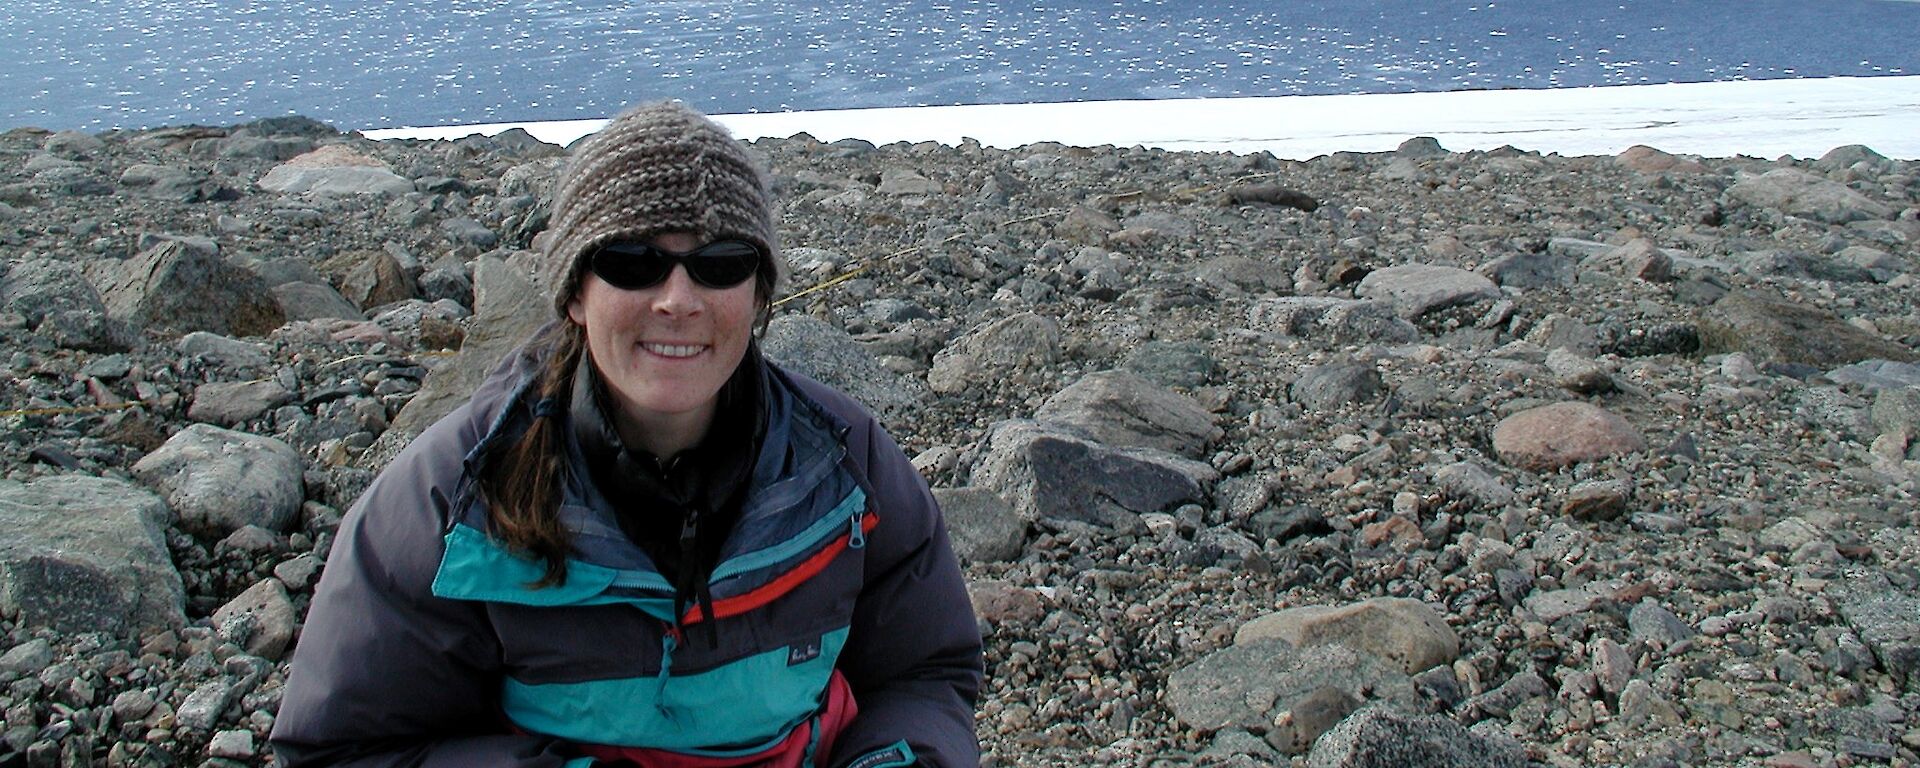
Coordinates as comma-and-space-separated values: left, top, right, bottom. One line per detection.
643, 343, 706, 359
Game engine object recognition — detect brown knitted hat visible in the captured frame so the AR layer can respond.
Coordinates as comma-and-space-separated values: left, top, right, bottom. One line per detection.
543, 101, 777, 317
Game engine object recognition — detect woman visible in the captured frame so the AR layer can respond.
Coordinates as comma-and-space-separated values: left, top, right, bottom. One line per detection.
270, 102, 983, 768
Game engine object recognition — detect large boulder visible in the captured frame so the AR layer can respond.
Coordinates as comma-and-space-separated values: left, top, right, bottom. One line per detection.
1033, 369, 1220, 458
96, 240, 285, 337
258, 146, 412, 196
0, 476, 185, 636
1698, 291, 1916, 367
968, 420, 1216, 531
131, 424, 304, 534
762, 314, 930, 425
362, 252, 551, 472
1727, 168, 1894, 224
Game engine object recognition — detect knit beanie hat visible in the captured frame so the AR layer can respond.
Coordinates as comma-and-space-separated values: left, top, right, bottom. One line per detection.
543, 101, 778, 316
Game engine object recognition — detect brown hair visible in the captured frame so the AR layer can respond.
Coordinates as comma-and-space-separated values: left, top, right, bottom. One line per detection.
477, 321, 587, 586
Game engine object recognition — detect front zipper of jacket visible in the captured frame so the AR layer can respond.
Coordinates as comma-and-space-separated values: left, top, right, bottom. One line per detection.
654, 626, 679, 723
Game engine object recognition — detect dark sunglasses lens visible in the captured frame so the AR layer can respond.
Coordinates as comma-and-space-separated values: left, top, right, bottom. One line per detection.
684, 242, 760, 287
590, 246, 673, 289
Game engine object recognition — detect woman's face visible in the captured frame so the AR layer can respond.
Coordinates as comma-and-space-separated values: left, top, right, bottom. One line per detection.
567, 231, 760, 455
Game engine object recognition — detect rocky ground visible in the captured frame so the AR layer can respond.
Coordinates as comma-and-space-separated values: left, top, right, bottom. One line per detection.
0, 116, 1917, 767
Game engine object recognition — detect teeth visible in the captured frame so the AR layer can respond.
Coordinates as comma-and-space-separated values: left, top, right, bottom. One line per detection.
644, 343, 704, 358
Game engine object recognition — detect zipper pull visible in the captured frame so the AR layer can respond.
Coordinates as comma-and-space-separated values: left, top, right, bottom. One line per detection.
654, 627, 679, 721
848, 507, 867, 550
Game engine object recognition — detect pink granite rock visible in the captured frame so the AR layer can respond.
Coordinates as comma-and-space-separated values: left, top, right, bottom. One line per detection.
1492, 402, 1646, 470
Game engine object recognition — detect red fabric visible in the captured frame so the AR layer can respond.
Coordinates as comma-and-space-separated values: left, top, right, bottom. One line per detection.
572, 670, 859, 768
682, 512, 880, 625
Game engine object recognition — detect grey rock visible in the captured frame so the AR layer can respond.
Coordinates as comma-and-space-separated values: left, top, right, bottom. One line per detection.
0, 475, 184, 636
1728, 168, 1894, 224
118, 163, 211, 203
1758, 516, 1826, 552
207, 729, 255, 759
1481, 248, 1576, 289
763, 314, 930, 424
363, 252, 550, 472
44, 130, 106, 159
174, 679, 236, 731
876, 168, 940, 195
1434, 462, 1514, 509
1837, 579, 1920, 691
966, 580, 1046, 626
1166, 638, 1416, 732
1236, 597, 1461, 675
0, 639, 54, 676
1592, 637, 1635, 699
1616, 679, 1681, 728
1034, 369, 1221, 458
1356, 264, 1500, 318
1248, 297, 1418, 344
1870, 387, 1920, 437
188, 380, 295, 426
177, 331, 272, 370
1, 258, 108, 327
1462, 669, 1548, 718
1307, 706, 1528, 768
250, 257, 328, 287
273, 554, 324, 591
1268, 686, 1361, 755
440, 217, 499, 248
927, 312, 1061, 395
96, 240, 285, 337
1396, 136, 1449, 158
1545, 348, 1612, 393
969, 420, 1216, 531
211, 579, 296, 661
1627, 600, 1697, 647
1698, 290, 1916, 366
271, 281, 365, 322
1523, 584, 1610, 622
131, 424, 304, 534
933, 487, 1025, 564
1122, 340, 1218, 388
1291, 362, 1385, 411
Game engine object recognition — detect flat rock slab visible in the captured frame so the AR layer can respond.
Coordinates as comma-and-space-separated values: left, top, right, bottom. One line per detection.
259, 146, 412, 196
1236, 598, 1461, 675
762, 314, 929, 425
969, 419, 1216, 531
132, 424, 304, 534
1699, 291, 1917, 367
1356, 264, 1500, 318
1166, 638, 1416, 732
1034, 369, 1220, 458
1492, 401, 1646, 471
0, 475, 185, 636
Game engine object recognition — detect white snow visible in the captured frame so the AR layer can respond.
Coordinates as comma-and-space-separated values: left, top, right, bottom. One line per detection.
363, 76, 1920, 159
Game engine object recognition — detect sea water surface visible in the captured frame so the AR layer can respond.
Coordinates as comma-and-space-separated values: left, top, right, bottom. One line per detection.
4, 0, 1919, 133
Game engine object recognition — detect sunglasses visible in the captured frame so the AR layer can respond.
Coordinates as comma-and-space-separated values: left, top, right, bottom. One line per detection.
588, 240, 762, 290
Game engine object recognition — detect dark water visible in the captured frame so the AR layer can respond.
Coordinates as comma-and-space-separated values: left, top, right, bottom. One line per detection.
4, 0, 1917, 132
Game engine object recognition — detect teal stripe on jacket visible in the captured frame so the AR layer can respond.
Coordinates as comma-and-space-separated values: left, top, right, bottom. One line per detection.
500, 627, 850, 750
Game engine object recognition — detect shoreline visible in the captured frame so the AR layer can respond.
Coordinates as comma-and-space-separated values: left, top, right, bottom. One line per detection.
361, 76, 1920, 160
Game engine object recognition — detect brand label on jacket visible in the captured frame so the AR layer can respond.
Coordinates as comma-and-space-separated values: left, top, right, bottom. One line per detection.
786, 637, 822, 666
